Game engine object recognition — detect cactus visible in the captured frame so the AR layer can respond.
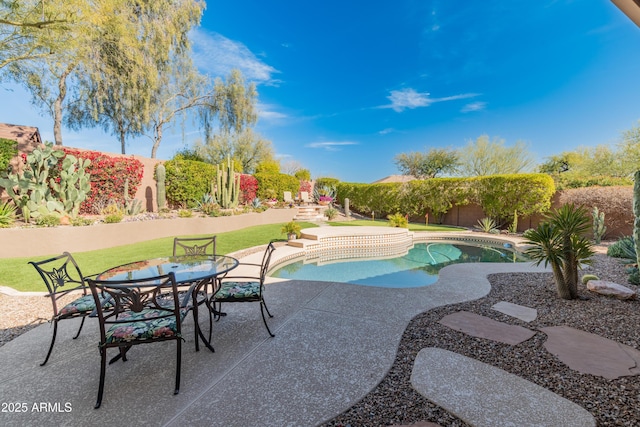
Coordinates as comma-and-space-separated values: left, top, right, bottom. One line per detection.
50, 154, 91, 218
0, 143, 68, 222
592, 206, 606, 244
123, 178, 143, 215
633, 171, 640, 268
214, 156, 240, 209
156, 163, 166, 211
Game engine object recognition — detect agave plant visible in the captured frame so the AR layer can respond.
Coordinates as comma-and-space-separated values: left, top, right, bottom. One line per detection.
524, 204, 594, 300
474, 217, 498, 233
0, 201, 17, 227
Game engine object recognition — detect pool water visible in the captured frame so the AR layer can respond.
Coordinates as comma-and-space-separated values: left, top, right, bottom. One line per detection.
270, 242, 528, 288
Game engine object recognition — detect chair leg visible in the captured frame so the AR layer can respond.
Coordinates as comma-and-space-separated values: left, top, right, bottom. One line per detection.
260, 301, 275, 338
40, 320, 58, 366
95, 347, 107, 409
72, 316, 86, 339
174, 339, 181, 395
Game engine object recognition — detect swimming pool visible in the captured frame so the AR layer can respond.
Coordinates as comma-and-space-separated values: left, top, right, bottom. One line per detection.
270, 241, 528, 288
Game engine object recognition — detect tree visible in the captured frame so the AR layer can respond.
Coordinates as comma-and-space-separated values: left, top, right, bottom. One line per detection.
394, 148, 459, 179
196, 69, 274, 173
457, 135, 535, 177
524, 204, 594, 300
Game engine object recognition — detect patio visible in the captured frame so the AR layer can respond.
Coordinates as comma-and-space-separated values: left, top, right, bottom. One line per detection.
0, 254, 550, 426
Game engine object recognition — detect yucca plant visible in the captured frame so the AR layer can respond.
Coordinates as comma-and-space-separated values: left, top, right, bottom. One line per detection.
524, 204, 594, 300
0, 201, 17, 227
475, 217, 498, 233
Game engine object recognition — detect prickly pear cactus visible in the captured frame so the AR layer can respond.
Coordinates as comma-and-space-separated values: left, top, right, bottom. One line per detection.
156, 163, 166, 211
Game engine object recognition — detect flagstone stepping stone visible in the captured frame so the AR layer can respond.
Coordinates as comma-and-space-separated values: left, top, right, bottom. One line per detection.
411, 347, 596, 427
439, 311, 536, 345
541, 326, 640, 379
491, 301, 537, 322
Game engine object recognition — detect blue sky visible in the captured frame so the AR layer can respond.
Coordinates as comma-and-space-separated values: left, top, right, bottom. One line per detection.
1, 0, 639, 183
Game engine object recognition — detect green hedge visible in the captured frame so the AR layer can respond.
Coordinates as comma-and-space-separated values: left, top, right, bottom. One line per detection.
161, 159, 217, 208
254, 172, 299, 200
337, 173, 555, 225
0, 138, 18, 174
315, 177, 340, 189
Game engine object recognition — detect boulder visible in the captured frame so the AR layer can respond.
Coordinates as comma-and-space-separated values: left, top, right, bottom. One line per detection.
586, 280, 637, 300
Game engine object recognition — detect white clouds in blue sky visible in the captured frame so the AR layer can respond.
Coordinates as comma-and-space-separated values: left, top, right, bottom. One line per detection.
380, 88, 480, 112
190, 29, 280, 85
306, 141, 359, 151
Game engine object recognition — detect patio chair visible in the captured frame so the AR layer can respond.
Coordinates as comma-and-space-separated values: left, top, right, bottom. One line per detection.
284, 191, 294, 205
29, 252, 110, 366
299, 191, 310, 205
173, 235, 216, 350
87, 273, 186, 409
210, 242, 276, 337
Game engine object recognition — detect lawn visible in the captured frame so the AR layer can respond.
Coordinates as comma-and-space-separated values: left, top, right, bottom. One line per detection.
1, 222, 318, 293
1, 219, 463, 293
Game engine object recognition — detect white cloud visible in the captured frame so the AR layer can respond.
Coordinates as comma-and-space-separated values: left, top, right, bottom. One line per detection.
190, 29, 280, 85
461, 101, 487, 113
378, 128, 395, 135
380, 88, 480, 112
257, 103, 288, 121
306, 141, 358, 151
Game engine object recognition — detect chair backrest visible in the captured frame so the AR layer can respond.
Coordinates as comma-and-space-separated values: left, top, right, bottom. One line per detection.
283, 191, 293, 202
300, 191, 310, 202
259, 243, 277, 283
29, 252, 86, 295
173, 236, 216, 257
87, 273, 182, 343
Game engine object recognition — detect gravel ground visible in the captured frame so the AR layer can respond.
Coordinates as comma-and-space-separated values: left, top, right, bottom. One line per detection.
2, 244, 639, 426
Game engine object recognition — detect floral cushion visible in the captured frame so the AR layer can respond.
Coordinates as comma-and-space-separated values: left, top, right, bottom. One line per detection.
59, 294, 112, 317
104, 308, 188, 344
215, 281, 261, 301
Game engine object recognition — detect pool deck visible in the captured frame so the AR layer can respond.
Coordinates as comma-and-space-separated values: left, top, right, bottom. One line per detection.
0, 228, 552, 426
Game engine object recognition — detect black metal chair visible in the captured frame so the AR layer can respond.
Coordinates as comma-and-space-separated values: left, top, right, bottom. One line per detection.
172, 235, 216, 349
210, 242, 276, 337
87, 273, 186, 409
29, 252, 109, 366
173, 235, 216, 257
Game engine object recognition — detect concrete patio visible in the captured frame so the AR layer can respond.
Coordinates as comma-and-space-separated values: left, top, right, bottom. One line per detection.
0, 259, 551, 427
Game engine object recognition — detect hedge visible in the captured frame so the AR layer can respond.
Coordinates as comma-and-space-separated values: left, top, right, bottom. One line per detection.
337, 173, 555, 225
0, 138, 17, 174
254, 172, 299, 201
162, 159, 217, 208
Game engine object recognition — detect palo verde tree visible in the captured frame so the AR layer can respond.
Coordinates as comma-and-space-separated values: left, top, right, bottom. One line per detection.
457, 135, 535, 177
394, 148, 460, 179
196, 69, 274, 173
524, 204, 595, 300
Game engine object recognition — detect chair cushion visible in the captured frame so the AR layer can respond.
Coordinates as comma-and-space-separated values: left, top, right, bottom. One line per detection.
59, 294, 96, 317
215, 281, 261, 301
59, 294, 113, 317
105, 308, 188, 344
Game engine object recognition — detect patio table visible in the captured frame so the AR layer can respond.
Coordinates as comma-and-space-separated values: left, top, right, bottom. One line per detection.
97, 255, 239, 352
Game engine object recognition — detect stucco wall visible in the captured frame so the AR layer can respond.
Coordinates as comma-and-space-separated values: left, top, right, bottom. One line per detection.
0, 208, 296, 258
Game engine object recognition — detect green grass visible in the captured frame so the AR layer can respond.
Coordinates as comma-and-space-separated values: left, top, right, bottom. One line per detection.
1, 222, 318, 293
327, 219, 465, 232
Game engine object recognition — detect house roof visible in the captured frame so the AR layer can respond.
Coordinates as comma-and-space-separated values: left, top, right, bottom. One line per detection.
612, 0, 640, 27
371, 174, 417, 184
0, 123, 43, 150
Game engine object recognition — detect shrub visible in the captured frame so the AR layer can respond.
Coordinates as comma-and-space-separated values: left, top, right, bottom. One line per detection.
71, 216, 94, 226
0, 137, 17, 174
240, 174, 258, 204
387, 212, 408, 228
0, 200, 17, 227
102, 203, 124, 223
315, 177, 340, 189
178, 209, 193, 218
475, 217, 498, 233
163, 159, 217, 208
324, 207, 338, 220
606, 236, 636, 260
254, 172, 299, 201
61, 148, 144, 215
559, 186, 632, 239
36, 214, 61, 227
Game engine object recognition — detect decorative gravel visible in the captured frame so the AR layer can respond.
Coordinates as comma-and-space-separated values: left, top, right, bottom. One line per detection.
322, 251, 640, 427
2, 245, 639, 426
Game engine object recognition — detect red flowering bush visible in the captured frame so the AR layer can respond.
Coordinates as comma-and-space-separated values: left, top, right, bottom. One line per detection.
61, 148, 144, 214
240, 174, 258, 204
